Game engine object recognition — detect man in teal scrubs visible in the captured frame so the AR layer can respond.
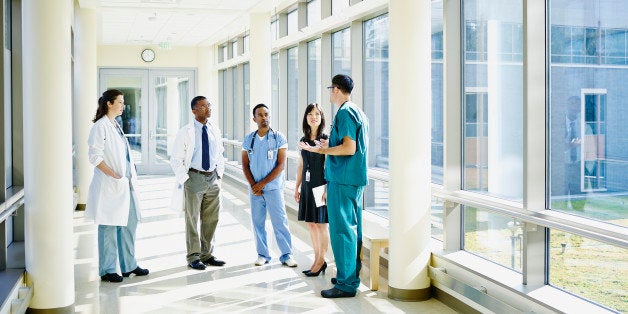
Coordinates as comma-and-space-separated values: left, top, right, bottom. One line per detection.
299, 74, 369, 298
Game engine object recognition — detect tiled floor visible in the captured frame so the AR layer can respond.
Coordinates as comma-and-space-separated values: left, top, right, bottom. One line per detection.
73, 175, 455, 313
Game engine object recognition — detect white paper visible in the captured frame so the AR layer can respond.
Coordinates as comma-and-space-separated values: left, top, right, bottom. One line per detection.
312, 184, 326, 207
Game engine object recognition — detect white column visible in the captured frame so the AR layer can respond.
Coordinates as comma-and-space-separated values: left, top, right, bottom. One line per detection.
23, 0, 75, 309
166, 77, 180, 153
74, 7, 97, 208
387, 0, 431, 300
249, 12, 271, 132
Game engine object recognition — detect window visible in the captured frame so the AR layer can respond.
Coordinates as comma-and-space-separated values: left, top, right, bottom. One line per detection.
231, 40, 238, 58
220, 70, 227, 137
549, 0, 628, 227
271, 53, 279, 129
463, 0, 523, 201
306, 0, 321, 27
307, 39, 321, 105
432, 0, 444, 185
549, 229, 627, 313
363, 14, 389, 170
232, 66, 241, 141
331, 28, 351, 121
243, 62, 250, 140
243, 35, 250, 53
220, 45, 228, 62
332, 28, 351, 77
331, 0, 349, 16
464, 207, 523, 272
287, 10, 298, 36
287, 47, 299, 150
270, 18, 278, 41
287, 47, 299, 180
464, 91, 489, 191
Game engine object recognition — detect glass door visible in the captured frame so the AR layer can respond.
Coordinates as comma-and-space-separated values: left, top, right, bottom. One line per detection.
148, 69, 195, 173
99, 68, 195, 174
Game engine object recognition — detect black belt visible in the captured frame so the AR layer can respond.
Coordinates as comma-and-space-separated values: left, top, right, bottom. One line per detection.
189, 168, 213, 176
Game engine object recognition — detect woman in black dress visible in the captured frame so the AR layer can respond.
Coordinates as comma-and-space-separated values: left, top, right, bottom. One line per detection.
294, 103, 329, 276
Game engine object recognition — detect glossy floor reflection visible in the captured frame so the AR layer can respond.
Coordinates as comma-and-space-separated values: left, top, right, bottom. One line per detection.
73, 175, 454, 313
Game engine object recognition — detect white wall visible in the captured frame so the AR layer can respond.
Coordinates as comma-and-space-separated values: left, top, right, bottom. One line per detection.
97, 45, 202, 68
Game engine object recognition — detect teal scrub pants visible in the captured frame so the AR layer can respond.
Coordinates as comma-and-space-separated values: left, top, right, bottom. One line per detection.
327, 182, 364, 293
98, 193, 138, 276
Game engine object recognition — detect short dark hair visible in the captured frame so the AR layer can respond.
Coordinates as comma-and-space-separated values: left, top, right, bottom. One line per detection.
252, 103, 269, 116
191, 96, 207, 110
331, 74, 353, 94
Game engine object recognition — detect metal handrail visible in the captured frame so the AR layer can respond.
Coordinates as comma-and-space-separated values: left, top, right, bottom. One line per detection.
431, 186, 628, 249
0, 187, 25, 223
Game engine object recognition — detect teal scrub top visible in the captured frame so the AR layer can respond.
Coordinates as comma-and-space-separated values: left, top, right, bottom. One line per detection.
325, 101, 369, 187
242, 129, 288, 191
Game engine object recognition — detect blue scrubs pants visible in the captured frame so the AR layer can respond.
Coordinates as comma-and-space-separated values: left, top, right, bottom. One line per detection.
327, 182, 364, 293
250, 189, 293, 263
98, 193, 138, 276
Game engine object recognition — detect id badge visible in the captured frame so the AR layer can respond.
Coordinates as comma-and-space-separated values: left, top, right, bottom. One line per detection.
267, 150, 273, 159
305, 170, 310, 182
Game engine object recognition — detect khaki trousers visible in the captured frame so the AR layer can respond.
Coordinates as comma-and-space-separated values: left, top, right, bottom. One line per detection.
184, 170, 221, 263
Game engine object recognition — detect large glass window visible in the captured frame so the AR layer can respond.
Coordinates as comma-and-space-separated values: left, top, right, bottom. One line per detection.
232, 66, 242, 141
549, 230, 627, 313
271, 18, 278, 41
464, 207, 523, 272
463, 0, 523, 201
331, 0, 349, 16
332, 28, 351, 77
231, 40, 238, 58
287, 47, 299, 180
306, 0, 321, 27
549, 0, 628, 227
307, 39, 321, 105
332, 28, 351, 121
243, 35, 249, 53
363, 14, 389, 170
287, 9, 298, 36
271, 53, 279, 129
243, 62, 250, 140
431, 0, 444, 185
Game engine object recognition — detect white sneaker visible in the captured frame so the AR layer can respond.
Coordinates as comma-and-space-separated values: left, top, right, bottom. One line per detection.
282, 258, 298, 267
254, 257, 268, 266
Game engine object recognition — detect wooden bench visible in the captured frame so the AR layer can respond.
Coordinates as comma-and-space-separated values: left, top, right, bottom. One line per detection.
362, 219, 389, 291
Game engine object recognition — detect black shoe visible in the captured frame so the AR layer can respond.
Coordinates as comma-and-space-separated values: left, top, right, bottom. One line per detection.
202, 256, 226, 267
188, 260, 206, 270
331, 277, 337, 284
302, 269, 311, 274
305, 262, 327, 277
122, 266, 149, 277
321, 287, 356, 298
101, 273, 123, 282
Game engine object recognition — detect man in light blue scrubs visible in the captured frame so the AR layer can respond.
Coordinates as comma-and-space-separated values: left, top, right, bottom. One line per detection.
299, 74, 369, 298
242, 104, 298, 268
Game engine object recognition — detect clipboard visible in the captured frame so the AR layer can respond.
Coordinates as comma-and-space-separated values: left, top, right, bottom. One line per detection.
312, 184, 327, 207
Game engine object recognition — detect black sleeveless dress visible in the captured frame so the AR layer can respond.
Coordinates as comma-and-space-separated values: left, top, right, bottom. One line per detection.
297, 134, 328, 223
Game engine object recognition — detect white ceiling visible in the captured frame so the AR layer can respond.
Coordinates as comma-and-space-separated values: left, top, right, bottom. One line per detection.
79, 0, 271, 47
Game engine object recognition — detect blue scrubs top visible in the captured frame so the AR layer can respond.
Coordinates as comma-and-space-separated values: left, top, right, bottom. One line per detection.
242, 129, 288, 191
325, 101, 369, 187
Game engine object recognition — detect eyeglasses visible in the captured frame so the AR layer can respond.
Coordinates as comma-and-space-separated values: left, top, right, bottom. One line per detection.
326, 85, 336, 90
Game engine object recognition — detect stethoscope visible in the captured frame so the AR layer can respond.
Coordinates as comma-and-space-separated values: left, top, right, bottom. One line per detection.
248, 128, 278, 155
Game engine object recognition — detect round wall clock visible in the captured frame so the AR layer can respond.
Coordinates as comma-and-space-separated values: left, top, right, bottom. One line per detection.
141, 48, 155, 62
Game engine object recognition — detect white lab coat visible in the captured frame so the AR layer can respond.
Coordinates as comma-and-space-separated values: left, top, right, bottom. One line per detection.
85, 116, 141, 226
169, 120, 225, 211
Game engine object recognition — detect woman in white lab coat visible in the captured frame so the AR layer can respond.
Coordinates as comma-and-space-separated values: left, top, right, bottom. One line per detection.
86, 89, 149, 282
